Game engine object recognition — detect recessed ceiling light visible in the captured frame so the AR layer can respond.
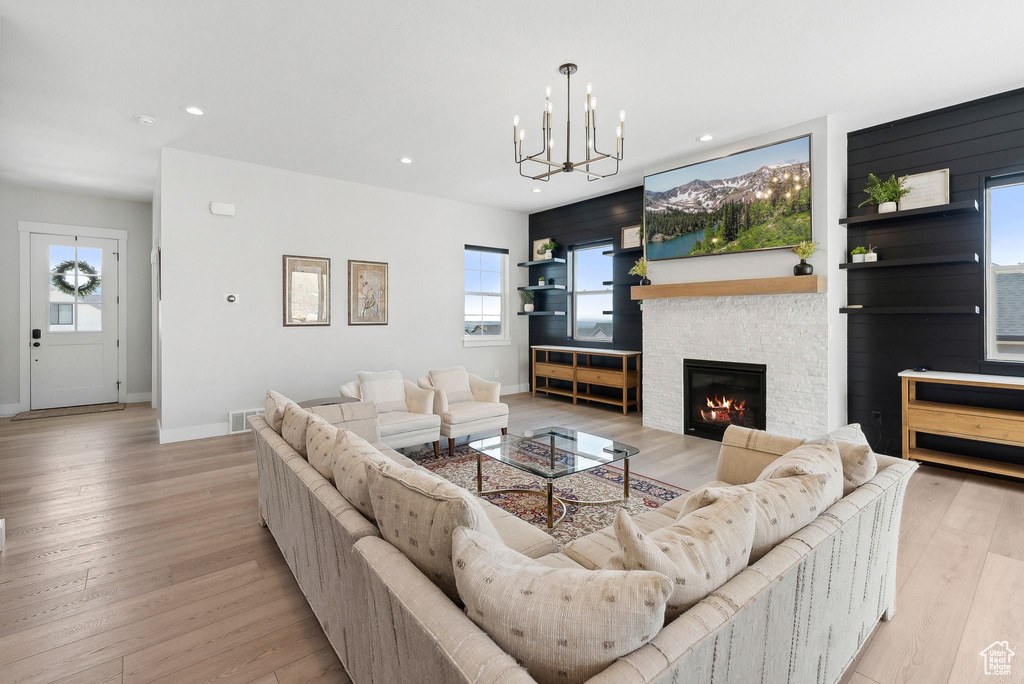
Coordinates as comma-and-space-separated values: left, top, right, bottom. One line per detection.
135, 114, 155, 126
398, 157, 413, 164
184, 106, 205, 116
532, 188, 542, 193
697, 134, 715, 142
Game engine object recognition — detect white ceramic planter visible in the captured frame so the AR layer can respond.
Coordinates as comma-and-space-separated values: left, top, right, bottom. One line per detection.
864, 253, 878, 262
852, 254, 866, 263
878, 201, 898, 214
523, 303, 535, 312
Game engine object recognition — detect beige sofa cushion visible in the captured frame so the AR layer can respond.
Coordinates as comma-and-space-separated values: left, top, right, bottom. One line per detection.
357, 370, 407, 413
757, 440, 844, 508
428, 366, 475, 404
306, 417, 342, 481
718, 426, 805, 484
281, 404, 312, 457
442, 401, 509, 425
379, 410, 440, 436
332, 430, 397, 520
453, 527, 671, 684
264, 389, 296, 433
678, 473, 831, 561
808, 422, 870, 446
367, 463, 501, 602
837, 442, 878, 496
309, 400, 381, 444
607, 493, 756, 621
479, 499, 559, 559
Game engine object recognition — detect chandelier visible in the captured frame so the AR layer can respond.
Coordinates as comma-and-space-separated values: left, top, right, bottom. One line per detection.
513, 63, 625, 182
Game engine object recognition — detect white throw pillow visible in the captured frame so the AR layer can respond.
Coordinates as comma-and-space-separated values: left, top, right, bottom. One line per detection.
428, 366, 475, 404
281, 404, 312, 457
356, 370, 407, 413
306, 417, 342, 481
607, 492, 756, 621
264, 389, 296, 433
453, 526, 672, 684
836, 442, 878, 496
807, 423, 870, 447
367, 462, 501, 602
678, 474, 832, 561
332, 429, 395, 520
757, 440, 844, 508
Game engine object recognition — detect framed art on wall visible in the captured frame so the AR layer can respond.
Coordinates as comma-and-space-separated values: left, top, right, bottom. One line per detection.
621, 225, 642, 250
348, 260, 388, 325
898, 168, 949, 210
283, 255, 330, 326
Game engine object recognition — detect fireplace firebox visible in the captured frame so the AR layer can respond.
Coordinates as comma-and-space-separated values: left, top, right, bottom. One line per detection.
684, 359, 767, 441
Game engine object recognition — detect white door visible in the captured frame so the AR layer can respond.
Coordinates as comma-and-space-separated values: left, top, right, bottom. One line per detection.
30, 233, 120, 409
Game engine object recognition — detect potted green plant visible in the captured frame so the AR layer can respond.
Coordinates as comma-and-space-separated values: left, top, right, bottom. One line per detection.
520, 289, 535, 312
864, 244, 878, 263
628, 257, 650, 286
791, 241, 817, 275
537, 240, 557, 260
851, 246, 869, 263
537, 275, 546, 286
858, 173, 913, 214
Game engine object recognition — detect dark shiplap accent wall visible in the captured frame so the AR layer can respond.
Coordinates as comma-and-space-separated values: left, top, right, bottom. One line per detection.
846, 87, 1024, 462
527, 187, 643, 352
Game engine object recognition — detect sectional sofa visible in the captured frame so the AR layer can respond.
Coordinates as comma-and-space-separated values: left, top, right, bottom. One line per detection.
249, 395, 916, 684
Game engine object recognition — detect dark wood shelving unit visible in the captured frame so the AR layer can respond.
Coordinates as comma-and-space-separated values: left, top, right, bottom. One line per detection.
839, 253, 979, 270
840, 305, 980, 315
517, 310, 565, 316
517, 284, 566, 291
839, 200, 978, 227
517, 257, 566, 267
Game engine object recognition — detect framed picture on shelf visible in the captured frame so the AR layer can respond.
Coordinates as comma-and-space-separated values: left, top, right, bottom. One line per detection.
621, 225, 642, 250
283, 255, 331, 326
348, 259, 388, 325
898, 169, 949, 210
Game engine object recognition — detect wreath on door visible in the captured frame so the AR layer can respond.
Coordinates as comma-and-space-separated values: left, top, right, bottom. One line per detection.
51, 260, 101, 297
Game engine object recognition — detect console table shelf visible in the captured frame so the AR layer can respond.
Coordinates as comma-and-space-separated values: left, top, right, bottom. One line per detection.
531, 346, 641, 415
900, 370, 1024, 480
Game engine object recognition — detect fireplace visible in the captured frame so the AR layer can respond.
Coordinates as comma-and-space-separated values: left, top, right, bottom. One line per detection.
684, 359, 767, 441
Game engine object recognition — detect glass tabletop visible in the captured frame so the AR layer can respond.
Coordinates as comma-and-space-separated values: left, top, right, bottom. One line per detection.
467, 427, 638, 479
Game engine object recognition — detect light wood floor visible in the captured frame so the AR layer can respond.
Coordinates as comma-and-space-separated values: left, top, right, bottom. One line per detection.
0, 395, 1021, 684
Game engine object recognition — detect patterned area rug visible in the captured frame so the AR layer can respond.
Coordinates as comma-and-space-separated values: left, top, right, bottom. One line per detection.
405, 444, 688, 546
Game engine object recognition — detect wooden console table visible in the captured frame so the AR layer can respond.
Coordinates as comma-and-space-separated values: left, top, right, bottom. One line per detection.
531, 345, 641, 415
900, 369, 1024, 479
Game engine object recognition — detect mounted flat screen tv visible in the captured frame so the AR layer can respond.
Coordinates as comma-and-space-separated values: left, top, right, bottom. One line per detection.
644, 135, 811, 261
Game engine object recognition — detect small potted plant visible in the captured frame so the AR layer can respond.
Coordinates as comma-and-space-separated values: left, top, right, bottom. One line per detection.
859, 173, 912, 214
628, 257, 650, 286
865, 244, 878, 263
520, 290, 535, 312
538, 275, 546, 286
851, 246, 869, 263
791, 241, 817, 275
537, 240, 557, 260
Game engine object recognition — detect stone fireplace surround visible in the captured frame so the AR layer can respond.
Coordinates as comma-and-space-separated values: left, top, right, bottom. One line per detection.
642, 292, 831, 439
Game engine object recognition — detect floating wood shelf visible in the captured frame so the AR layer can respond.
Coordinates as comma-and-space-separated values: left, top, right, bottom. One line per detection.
840, 305, 980, 315
518, 310, 565, 316
839, 200, 978, 226
517, 258, 566, 267
631, 275, 825, 300
839, 253, 979, 270
518, 284, 567, 291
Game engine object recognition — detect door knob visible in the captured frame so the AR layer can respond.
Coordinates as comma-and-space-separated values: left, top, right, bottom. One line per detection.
32, 342, 40, 347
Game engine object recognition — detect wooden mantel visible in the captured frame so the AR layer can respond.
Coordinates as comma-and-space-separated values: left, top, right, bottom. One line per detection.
631, 275, 826, 300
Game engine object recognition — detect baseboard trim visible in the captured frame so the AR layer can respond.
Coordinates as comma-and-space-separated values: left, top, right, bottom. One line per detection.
500, 383, 529, 395
127, 392, 152, 404
0, 403, 26, 418
158, 420, 229, 444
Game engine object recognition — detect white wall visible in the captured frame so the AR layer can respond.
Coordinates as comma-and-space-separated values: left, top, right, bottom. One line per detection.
157, 149, 529, 442
0, 181, 152, 414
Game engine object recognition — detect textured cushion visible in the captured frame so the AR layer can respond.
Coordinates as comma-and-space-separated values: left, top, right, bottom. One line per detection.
480, 500, 559, 559
264, 389, 296, 433
357, 371, 407, 413
807, 423, 870, 447
378, 411, 441, 436
607, 494, 756, 621
428, 366, 475, 404
309, 400, 381, 443
757, 440, 844, 508
718, 426, 805, 485
442, 401, 509, 425
367, 463, 501, 602
678, 474, 832, 561
563, 508, 676, 570
332, 430, 397, 520
836, 442, 878, 496
281, 404, 312, 457
453, 527, 672, 684
306, 417, 342, 481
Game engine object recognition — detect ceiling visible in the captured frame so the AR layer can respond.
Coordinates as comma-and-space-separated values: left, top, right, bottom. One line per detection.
1, 1, 1023, 213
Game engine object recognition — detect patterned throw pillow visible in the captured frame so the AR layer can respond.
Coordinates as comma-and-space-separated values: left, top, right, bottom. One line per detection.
264, 389, 296, 433
757, 440, 844, 508
607, 493, 756, 621
678, 474, 831, 561
281, 404, 312, 457
306, 417, 342, 481
332, 430, 395, 520
428, 366, 475, 404
807, 422, 870, 447
366, 463, 501, 602
836, 442, 878, 496
453, 526, 672, 684
356, 371, 408, 414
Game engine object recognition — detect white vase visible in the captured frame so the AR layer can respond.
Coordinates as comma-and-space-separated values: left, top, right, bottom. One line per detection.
542, 251, 552, 260
852, 254, 866, 263
523, 303, 534, 312
878, 201, 897, 214
864, 253, 878, 262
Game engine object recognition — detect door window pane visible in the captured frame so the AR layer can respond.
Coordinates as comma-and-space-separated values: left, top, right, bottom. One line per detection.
49, 303, 74, 327
77, 303, 103, 331
47, 244, 103, 332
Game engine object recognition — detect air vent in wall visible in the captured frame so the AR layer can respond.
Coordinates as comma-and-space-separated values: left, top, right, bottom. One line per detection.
229, 408, 265, 434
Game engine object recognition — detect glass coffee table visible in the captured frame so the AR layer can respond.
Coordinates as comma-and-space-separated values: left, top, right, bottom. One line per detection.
467, 427, 639, 528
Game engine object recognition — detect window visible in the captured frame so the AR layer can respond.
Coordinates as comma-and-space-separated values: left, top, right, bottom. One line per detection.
986, 174, 1024, 362
464, 245, 510, 346
573, 243, 613, 341
48, 244, 102, 332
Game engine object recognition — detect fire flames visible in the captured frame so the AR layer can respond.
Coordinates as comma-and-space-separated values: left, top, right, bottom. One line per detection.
700, 395, 747, 423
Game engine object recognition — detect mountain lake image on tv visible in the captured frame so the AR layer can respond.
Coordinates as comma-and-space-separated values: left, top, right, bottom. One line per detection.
644, 135, 811, 260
